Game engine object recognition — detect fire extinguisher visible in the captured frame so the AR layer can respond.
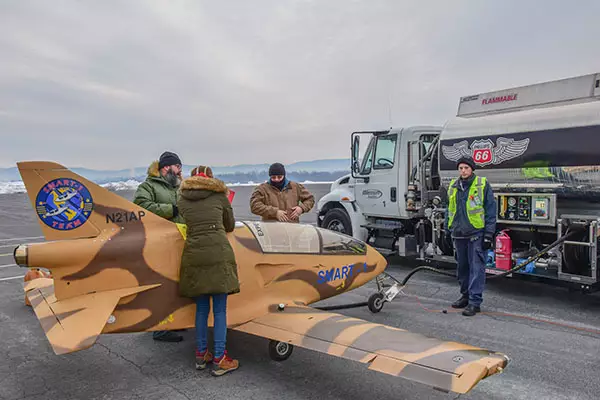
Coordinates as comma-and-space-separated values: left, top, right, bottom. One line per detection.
495, 230, 512, 271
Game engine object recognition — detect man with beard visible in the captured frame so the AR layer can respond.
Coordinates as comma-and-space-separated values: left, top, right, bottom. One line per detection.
250, 162, 315, 222
133, 151, 185, 342
133, 151, 185, 225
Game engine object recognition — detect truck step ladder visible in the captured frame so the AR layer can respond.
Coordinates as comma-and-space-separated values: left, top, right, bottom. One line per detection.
361, 222, 403, 232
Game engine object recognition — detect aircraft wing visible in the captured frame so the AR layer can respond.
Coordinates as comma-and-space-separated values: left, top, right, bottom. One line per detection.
233, 304, 509, 394
24, 278, 160, 355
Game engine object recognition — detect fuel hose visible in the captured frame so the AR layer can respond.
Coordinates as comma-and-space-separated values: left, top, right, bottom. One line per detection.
315, 227, 581, 312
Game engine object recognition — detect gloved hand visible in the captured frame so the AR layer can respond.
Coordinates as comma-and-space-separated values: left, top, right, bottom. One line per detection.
483, 236, 493, 250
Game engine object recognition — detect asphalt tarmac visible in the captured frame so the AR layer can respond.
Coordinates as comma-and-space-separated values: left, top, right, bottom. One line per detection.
0, 186, 599, 400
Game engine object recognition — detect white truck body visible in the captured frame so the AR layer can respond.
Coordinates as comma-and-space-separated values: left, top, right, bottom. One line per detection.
317, 72, 600, 292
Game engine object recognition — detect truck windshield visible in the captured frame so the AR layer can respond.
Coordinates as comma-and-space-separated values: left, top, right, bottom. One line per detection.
359, 136, 376, 174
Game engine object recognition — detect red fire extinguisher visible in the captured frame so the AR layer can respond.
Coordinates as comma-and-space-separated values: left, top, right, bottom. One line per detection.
495, 230, 512, 271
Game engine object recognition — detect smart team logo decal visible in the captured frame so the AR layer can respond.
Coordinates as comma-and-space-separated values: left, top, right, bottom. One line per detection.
442, 137, 530, 166
35, 178, 94, 230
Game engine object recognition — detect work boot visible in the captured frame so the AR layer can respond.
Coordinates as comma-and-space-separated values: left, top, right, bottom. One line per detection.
211, 351, 239, 376
451, 296, 469, 309
153, 331, 183, 342
462, 304, 481, 317
195, 349, 213, 370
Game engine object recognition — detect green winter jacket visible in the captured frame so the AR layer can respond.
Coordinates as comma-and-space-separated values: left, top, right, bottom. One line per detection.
132, 161, 185, 224
177, 175, 240, 298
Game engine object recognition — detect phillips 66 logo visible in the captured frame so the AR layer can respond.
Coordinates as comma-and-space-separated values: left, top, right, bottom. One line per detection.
471, 141, 493, 165
441, 137, 530, 167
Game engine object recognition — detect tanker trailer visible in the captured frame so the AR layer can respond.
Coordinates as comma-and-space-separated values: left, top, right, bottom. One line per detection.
422, 72, 600, 292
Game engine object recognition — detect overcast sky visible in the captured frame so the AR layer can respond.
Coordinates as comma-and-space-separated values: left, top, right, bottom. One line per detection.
1, 0, 599, 170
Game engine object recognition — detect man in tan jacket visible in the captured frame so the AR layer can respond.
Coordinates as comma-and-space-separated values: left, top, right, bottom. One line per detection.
250, 162, 315, 222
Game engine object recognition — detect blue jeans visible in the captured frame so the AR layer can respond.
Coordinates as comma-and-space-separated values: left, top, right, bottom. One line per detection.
454, 235, 486, 307
195, 294, 228, 358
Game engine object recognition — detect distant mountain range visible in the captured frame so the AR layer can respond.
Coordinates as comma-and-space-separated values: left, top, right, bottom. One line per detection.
0, 158, 351, 183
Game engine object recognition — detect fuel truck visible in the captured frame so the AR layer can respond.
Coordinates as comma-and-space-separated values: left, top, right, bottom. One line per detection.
316, 72, 600, 292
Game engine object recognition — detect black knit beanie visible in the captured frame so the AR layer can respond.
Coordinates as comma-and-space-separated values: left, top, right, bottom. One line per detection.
456, 156, 476, 171
268, 162, 286, 176
159, 151, 181, 169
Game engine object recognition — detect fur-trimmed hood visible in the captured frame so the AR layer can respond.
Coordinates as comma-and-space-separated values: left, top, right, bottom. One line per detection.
179, 176, 228, 200
147, 160, 160, 178
146, 160, 182, 188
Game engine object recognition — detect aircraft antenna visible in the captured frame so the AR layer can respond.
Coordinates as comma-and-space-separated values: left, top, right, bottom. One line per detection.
387, 86, 393, 128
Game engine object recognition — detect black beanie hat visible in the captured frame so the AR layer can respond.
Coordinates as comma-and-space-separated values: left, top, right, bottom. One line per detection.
159, 151, 181, 169
268, 162, 286, 176
456, 156, 476, 171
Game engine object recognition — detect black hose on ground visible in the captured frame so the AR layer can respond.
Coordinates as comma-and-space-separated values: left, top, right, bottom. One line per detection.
314, 227, 582, 311
315, 301, 368, 311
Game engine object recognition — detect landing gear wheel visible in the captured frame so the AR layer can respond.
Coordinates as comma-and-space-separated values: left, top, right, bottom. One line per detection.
368, 292, 385, 313
268, 340, 294, 361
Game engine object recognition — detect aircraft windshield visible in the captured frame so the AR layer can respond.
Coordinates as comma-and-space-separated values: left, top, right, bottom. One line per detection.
242, 221, 366, 255
317, 227, 367, 255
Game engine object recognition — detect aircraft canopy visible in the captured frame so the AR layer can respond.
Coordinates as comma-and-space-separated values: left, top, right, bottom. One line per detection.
241, 221, 366, 255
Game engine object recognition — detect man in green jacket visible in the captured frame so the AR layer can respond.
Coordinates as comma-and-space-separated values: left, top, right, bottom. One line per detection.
133, 151, 185, 225
133, 151, 185, 342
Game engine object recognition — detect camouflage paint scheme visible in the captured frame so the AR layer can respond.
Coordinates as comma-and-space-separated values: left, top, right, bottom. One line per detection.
15, 161, 509, 395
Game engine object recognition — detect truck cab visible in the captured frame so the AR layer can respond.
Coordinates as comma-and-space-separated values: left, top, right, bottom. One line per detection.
317, 125, 442, 254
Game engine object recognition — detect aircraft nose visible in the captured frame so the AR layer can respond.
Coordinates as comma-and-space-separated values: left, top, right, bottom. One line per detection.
375, 248, 388, 275
366, 244, 388, 276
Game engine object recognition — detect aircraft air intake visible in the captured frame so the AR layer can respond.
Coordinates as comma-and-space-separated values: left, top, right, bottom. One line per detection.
13, 244, 28, 267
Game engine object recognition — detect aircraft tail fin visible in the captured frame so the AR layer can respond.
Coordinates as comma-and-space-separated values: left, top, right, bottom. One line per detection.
24, 277, 160, 355
17, 161, 166, 242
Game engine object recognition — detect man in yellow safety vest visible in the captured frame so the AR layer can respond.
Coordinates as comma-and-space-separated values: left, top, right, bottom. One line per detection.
444, 156, 497, 316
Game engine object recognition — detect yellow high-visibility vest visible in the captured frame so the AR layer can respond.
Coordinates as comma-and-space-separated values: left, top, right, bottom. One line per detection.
447, 176, 486, 230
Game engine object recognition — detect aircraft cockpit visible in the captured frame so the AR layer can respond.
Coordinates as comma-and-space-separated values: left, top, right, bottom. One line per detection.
240, 221, 366, 255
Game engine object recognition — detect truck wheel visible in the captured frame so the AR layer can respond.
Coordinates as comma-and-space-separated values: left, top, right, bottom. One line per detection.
322, 208, 352, 236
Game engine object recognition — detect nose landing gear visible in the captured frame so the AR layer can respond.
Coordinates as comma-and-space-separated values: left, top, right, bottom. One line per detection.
368, 272, 403, 313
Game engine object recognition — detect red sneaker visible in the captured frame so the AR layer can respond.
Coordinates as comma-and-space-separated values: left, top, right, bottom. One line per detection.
211, 351, 239, 376
195, 349, 213, 370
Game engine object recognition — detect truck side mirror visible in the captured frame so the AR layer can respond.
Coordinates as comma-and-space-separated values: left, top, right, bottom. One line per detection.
352, 135, 360, 174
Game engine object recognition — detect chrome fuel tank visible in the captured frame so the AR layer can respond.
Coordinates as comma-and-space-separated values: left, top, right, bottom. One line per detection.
438, 100, 600, 200
439, 166, 600, 200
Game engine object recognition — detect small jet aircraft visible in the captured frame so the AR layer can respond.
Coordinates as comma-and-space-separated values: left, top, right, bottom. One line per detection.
14, 161, 510, 395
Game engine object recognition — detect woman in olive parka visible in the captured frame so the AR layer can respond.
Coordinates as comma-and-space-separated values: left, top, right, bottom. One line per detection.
177, 165, 240, 376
